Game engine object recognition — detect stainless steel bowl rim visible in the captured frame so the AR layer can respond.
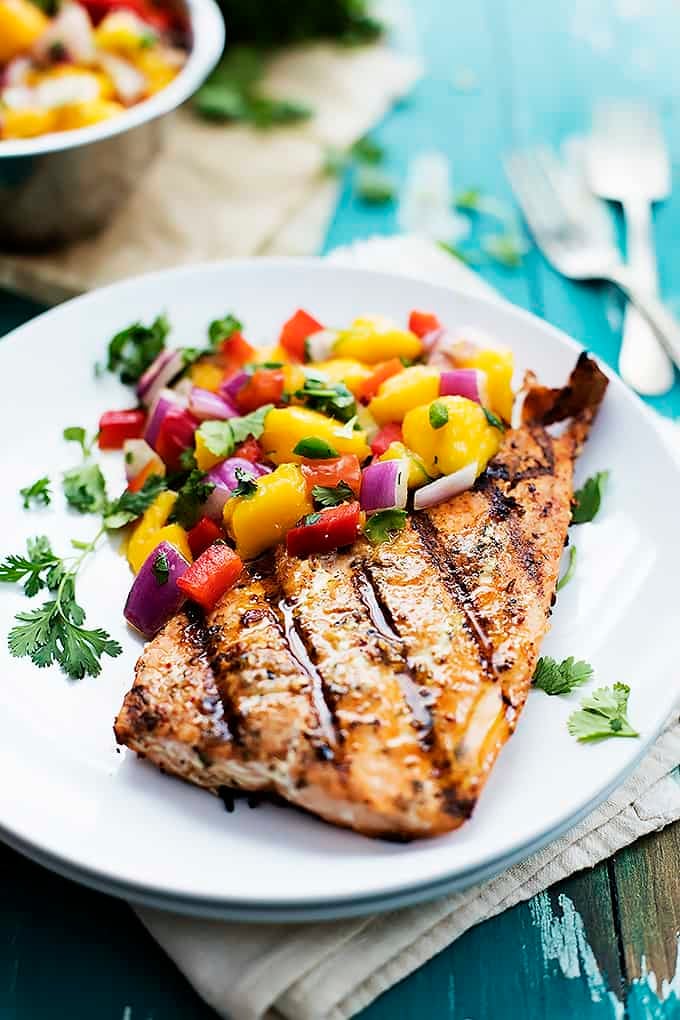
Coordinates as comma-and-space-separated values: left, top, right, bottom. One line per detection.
0, 0, 225, 159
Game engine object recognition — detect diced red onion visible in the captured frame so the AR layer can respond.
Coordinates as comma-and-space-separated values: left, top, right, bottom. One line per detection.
124, 540, 190, 638
420, 327, 445, 353
188, 387, 238, 422
137, 348, 185, 406
144, 388, 183, 448
360, 459, 409, 514
123, 438, 156, 482
413, 462, 477, 510
219, 371, 249, 403
439, 368, 488, 404
97, 52, 146, 105
203, 458, 271, 520
33, 3, 95, 64
305, 329, 338, 362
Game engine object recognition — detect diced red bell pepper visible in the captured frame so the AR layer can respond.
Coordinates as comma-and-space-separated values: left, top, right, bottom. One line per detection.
236, 368, 285, 414
154, 407, 199, 471
187, 516, 224, 558
127, 457, 163, 493
98, 409, 146, 450
221, 331, 256, 373
408, 310, 441, 338
233, 436, 264, 463
357, 358, 404, 403
176, 542, 243, 611
370, 422, 403, 458
286, 502, 362, 557
300, 454, 362, 496
279, 309, 323, 361
79, 0, 179, 29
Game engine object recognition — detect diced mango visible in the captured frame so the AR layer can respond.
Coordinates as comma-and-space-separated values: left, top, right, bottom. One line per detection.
379, 441, 430, 488
402, 395, 501, 478
194, 430, 225, 472
310, 358, 372, 397
261, 406, 370, 465
127, 491, 192, 573
368, 365, 440, 426
223, 463, 312, 559
333, 316, 423, 365
56, 99, 125, 131
452, 344, 514, 422
1, 106, 57, 139
282, 363, 307, 394
0, 0, 49, 64
189, 361, 224, 393
129, 48, 177, 94
28, 66, 117, 101
94, 11, 156, 54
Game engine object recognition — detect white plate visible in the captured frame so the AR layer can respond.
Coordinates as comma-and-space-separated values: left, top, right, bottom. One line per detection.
0, 259, 678, 922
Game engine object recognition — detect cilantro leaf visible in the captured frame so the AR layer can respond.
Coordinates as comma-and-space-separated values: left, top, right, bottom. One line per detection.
533, 655, 594, 696
350, 136, 384, 164
429, 401, 449, 430
312, 481, 355, 508
567, 683, 639, 742
194, 48, 310, 128
556, 544, 577, 592
363, 508, 407, 544
482, 233, 525, 268
232, 467, 258, 498
63, 426, 94, 458
295, 377, 356, 422
62, 463, 108, 515
303, 512, 321, 526
208, 313, 243, 348
8, 602, 121, 680
293, 437, 339, 459
0, 536, 63, 598
168, 470, 215, 529
482, 407, 505, 431
229, 405, 273, 446
103, 474, 167, 529
20, 476, 51, 509
572, 471, 609, 525
107, 314, 170, 385
152, 550, 170, 586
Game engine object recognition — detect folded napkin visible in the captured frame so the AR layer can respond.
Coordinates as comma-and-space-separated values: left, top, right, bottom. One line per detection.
136, 236, 680, 1020
0, 44, 420, 306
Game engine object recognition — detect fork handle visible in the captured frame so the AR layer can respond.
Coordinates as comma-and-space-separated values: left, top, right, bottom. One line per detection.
609, 264, 680, 377
618, 198, 674, 395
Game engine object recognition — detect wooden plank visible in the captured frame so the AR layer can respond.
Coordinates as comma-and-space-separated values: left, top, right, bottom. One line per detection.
612, 819, 680, 984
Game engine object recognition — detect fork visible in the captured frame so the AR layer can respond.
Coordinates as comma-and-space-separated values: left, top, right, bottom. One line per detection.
505, 145, 680, 372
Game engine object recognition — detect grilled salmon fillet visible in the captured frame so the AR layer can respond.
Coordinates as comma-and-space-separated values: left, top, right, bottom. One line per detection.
115, 353, 608, 839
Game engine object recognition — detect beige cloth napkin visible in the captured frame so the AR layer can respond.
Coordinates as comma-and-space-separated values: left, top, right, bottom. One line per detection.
0, 43, 420, 305
136, 235, 680, 1020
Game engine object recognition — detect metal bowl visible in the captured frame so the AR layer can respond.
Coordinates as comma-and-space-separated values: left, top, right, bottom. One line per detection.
0, 0, 224, 251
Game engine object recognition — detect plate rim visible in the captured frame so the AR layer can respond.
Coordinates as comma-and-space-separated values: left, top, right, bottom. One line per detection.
0, 256, 678, 918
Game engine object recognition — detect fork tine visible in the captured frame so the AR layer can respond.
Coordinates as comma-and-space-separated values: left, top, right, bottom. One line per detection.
505, 152, 560, 236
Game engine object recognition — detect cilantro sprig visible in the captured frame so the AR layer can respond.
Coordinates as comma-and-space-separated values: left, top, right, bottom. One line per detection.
198, 404, 272, 459
167, 470, 215, 529
232, 468, 258, 498
312, 481, 355, 508
294, 376, 357, 423
20, 476, 51, 509
107, 314, 170, 385
533, 655, 594, 696
363, 509, 407, 544
1, 536, 121, 679
567, 684, 639, 742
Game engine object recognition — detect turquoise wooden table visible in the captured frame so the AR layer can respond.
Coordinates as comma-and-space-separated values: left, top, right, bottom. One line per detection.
2, 1, 680, 1017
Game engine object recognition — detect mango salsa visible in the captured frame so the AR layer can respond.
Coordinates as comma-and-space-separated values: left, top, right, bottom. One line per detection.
223, 463, 313, 559
452, 344, 514, 422
402, 395, 501, 478
261, 406, 370, 465
127, 491, 192, 573
368, 365, 440, 426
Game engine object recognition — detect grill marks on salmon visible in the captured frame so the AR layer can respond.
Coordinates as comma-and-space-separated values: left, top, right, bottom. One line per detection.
115, 353, 608, 839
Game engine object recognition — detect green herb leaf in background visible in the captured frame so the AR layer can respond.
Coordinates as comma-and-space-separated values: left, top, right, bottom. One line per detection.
556, 544, 577, 591
533, 655, 593, 696
20, 476, 51, 510
355, 165, 396, 205
63, 463, 108, 515
572, 471, 609, 525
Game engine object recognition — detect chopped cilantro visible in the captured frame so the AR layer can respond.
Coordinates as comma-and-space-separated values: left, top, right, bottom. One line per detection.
556, 544, 577, 592
232, 467, 258, 498
103, 474, 167, 530
363, 508, 407, 544
62, 463, 108, 515
483, 407, 505, 431
198, 404, 273, 458
303, 512, 322, 526
312, 481, 355, 508
63, 426, 95, 458
20, 476, 51, 510
533, 655, 593, 696
152, 550, 170, 586
208, 313, 243, 348
572, 471, 609, 525
168, 471, 214, 529
295, 377, 356, 422
107, 314, 170, 385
